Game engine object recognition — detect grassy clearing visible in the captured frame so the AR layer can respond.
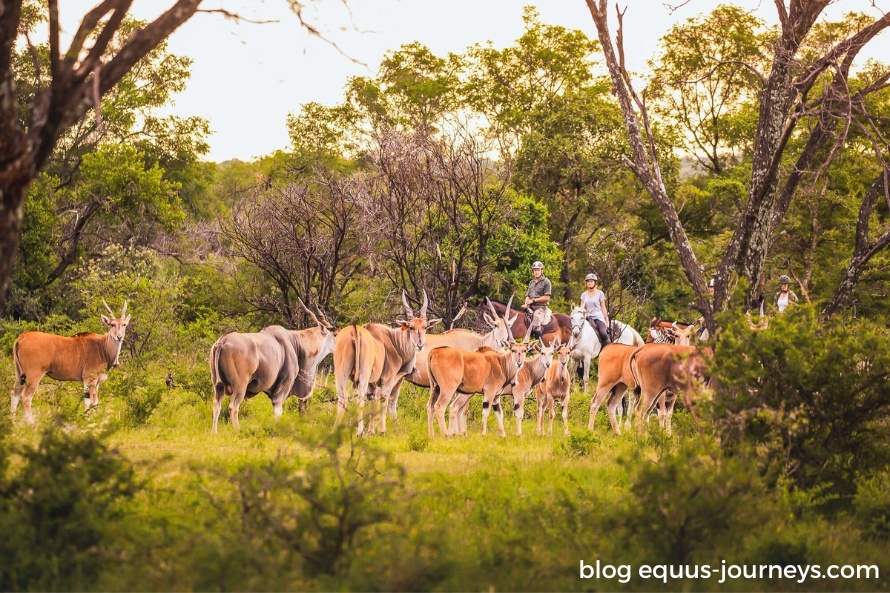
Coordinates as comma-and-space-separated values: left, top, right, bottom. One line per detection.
2, 368, 889, 591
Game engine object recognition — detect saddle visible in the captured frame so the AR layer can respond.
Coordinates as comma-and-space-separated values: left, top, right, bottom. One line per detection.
526, 307, 553, 335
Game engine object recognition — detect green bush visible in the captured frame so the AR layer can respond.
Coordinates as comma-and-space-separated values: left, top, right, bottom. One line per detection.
853, 470, 890, 539
0, 423, 139, 591
709, 306, 890, 494
557, 429, 600, 457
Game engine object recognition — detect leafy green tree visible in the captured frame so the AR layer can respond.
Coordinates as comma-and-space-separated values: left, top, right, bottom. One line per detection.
343, 42, 463, 134
463, 6, 598, 146
0, 0, 335, 311
513, 85, 631, 298
647, 5, 767, 174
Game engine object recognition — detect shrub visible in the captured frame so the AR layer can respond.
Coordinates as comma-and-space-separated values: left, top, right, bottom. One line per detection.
853, 470, 890, 539
709, 306, 890, 494
0, 423, 139, 591
557, 430, 600, 457
612, 442, 771, 569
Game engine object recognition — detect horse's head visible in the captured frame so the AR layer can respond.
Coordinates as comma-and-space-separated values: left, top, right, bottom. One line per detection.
570, 307, 586, 339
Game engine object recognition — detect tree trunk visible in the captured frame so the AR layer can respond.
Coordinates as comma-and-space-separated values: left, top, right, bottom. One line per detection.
585, 0, 714, 333
824, 172, 890, 315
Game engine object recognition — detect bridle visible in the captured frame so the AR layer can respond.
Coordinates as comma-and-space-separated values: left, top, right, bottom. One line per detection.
570, 311, 585, 337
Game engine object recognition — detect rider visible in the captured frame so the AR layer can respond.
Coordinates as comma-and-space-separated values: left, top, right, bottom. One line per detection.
775, 274, 799, 313
580, 273, 610, 345
523, 261, 551, 339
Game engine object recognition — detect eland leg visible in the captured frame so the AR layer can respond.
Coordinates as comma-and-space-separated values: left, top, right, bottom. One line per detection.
514, 391, 526, 435
492, 395, 506, 438
561, 394, 570, 435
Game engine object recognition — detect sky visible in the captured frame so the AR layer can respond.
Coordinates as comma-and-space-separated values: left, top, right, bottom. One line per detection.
61, 0, 890, 162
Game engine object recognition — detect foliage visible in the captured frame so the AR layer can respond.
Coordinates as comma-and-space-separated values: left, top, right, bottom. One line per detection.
853, 470, 890, 540
647, 5, 767, 173
614, 443, 768, 566
227, 426, 405, 578
0, 424, 139, 591
709, 305, 890, 494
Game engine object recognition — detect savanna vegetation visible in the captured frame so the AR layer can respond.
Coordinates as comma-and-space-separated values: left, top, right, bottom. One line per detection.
2, 2, 890, 591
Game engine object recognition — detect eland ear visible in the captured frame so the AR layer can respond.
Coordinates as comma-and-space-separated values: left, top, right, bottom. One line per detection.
427, 318, 442, 329
507, 313, 519, 327
483, 313, 496, 326
101, 315, 111, 325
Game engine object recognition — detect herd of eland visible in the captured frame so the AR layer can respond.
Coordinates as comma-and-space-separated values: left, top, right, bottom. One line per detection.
7, 293, 713, 438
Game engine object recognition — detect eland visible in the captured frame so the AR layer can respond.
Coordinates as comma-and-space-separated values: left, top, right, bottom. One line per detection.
11, 300, 130, 424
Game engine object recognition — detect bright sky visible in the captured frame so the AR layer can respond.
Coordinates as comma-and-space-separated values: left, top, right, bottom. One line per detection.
62, 0, 890, 162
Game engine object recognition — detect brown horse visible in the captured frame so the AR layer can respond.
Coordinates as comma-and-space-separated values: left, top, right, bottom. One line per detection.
483, 299, 573, 347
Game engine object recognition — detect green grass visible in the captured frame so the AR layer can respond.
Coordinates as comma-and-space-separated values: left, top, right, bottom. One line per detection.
2, 368, 889, 591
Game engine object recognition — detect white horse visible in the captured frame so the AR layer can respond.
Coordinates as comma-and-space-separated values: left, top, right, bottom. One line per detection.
568, 307, 645, 393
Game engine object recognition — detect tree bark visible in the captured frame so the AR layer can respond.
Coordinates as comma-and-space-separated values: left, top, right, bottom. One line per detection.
585, 0, 714, 333
824, 171, 890, 316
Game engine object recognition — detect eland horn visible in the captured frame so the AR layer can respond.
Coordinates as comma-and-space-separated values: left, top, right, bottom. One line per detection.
420, 290, 429, 319
102, 299, 115, 316
297, 297, 323, 327
486, 297, 499, 318
401, 291, 415, 319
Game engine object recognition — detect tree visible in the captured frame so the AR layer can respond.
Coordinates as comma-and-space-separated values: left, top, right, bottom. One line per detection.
221, 171, 366, 321
584, 1, 890, 331
463, 6, 598, 150
361, 126, 515, 325
513, 86, 631, 299
647, 5, 767, 174
0, 0, 336, 311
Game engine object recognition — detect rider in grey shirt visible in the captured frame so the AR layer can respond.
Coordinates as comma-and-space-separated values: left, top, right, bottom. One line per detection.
580, 273, 610, 345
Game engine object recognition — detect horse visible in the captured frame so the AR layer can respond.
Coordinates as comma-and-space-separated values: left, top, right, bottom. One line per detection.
483, 299, 573, 347
568, 306, 645, 393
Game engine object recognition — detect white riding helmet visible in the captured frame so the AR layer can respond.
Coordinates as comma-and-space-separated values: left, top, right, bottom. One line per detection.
585, 273, 598, 281
532, 261, 544, 270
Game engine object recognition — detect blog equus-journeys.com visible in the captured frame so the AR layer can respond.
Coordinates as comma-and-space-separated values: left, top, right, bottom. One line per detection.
579, 559, 880, 585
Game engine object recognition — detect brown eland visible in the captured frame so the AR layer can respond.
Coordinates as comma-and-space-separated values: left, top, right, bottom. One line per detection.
629, 344, 712, 436
334, 290, 440, 435
535, 338, 573, 435
209, 299, 336, 432
11, 300, 130, 424
426, 340, 530, 438
387, 296, 518, 419
587, 343, 644, 434
451, 338, 557, 436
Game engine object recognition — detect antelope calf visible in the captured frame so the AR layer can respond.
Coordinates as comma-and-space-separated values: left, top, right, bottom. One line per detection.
426, 341, 529, 438
535, 339, 573, 435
